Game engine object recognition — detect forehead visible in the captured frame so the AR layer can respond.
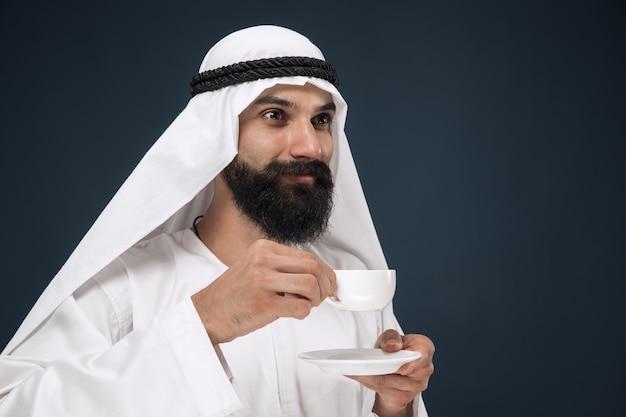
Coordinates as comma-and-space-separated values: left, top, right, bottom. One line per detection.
247, 82, 334, 109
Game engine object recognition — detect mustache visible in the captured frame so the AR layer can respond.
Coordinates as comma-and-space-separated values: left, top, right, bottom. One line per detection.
262, 159, 332, 180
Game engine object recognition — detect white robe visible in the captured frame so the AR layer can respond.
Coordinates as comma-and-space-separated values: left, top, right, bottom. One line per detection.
0, 230, 427, 416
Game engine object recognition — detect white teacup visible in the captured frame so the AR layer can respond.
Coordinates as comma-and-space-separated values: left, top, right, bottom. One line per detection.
325, 270, 396, 311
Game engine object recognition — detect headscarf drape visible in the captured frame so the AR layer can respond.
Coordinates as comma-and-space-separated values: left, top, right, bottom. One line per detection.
3, 25, 387, 354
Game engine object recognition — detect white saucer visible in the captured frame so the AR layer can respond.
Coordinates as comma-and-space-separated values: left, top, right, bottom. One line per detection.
298, 348, 421, 375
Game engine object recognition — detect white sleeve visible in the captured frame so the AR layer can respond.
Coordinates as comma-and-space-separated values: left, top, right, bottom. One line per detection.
0, 266, 241, 416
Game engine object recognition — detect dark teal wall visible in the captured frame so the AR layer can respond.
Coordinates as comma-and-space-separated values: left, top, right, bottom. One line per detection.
1, 1, 624, 415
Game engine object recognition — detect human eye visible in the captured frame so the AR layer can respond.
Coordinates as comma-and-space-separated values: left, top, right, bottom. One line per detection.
312, 113, 333, 129
263, 110, 283, 121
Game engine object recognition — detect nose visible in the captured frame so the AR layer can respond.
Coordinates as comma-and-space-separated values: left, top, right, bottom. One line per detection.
288, 119, 324, 160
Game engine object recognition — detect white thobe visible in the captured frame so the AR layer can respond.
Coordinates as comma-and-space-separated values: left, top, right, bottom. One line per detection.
0, 230, 427, 416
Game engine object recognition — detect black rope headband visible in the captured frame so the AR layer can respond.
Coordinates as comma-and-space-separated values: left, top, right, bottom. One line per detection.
190, 56, 338, 96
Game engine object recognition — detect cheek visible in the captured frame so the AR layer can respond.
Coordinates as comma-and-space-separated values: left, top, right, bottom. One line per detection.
236, 145, 268, 169
321, 134, 334, 164
237, 122, 270, 162
237, 133, 282, 168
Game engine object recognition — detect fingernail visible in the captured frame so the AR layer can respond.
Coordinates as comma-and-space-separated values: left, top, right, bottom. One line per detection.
385, 339, 402, 347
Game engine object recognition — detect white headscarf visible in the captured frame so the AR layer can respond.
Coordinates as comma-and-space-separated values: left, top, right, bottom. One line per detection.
4, 25, 387, 354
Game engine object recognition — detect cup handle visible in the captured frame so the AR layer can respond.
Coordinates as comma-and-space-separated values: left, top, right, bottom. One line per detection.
324, 296, 344, 308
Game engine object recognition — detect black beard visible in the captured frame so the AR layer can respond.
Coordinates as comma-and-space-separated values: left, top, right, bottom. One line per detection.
222, 157, 335, 245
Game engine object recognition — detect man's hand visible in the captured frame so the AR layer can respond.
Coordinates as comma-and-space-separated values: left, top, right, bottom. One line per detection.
191, 239, 336, 344
349, 330, 435, 417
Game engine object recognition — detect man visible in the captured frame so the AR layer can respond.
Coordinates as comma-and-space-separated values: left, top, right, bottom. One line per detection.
0, 25, 434, 416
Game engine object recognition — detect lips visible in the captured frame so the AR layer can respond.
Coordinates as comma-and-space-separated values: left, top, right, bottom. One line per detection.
282, 173, 315, 185
268, 159, 332, 188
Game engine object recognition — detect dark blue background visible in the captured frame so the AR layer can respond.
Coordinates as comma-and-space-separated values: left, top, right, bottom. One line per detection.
1, 1, 624, 415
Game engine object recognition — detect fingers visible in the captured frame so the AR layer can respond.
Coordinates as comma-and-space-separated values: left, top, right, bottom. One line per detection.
193, 238, 336, 344
393, 361, 432, 392
348, 374, 420, 415
350, 331, 435, 412
401, 333, 435, 356
279, 271, 334, 305
396, 334, 435, 376
347, 347, 432, 412
374, 332, 435, 378
273, 243, 336, 300
349, 373, 421, 393
391, 334, 435, 392
247, 239, 336, 304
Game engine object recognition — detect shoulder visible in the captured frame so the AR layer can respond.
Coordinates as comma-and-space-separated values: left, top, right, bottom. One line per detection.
118, 229, 202, 268
127, 229, 190, 256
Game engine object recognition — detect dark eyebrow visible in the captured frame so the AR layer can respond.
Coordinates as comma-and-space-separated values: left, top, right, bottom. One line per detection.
251, 95, 296, 109
251, 95, 336, 113
319, 101, 336, 113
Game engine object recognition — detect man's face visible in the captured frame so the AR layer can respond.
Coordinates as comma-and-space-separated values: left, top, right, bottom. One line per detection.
236, 82, 335, 171
222, 83, 337, 245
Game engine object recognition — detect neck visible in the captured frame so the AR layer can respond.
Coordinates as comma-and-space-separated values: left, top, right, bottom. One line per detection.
194, 175, 263, 266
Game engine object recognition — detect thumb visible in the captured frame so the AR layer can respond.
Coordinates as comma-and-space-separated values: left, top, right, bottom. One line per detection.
376, 329, 403, 352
